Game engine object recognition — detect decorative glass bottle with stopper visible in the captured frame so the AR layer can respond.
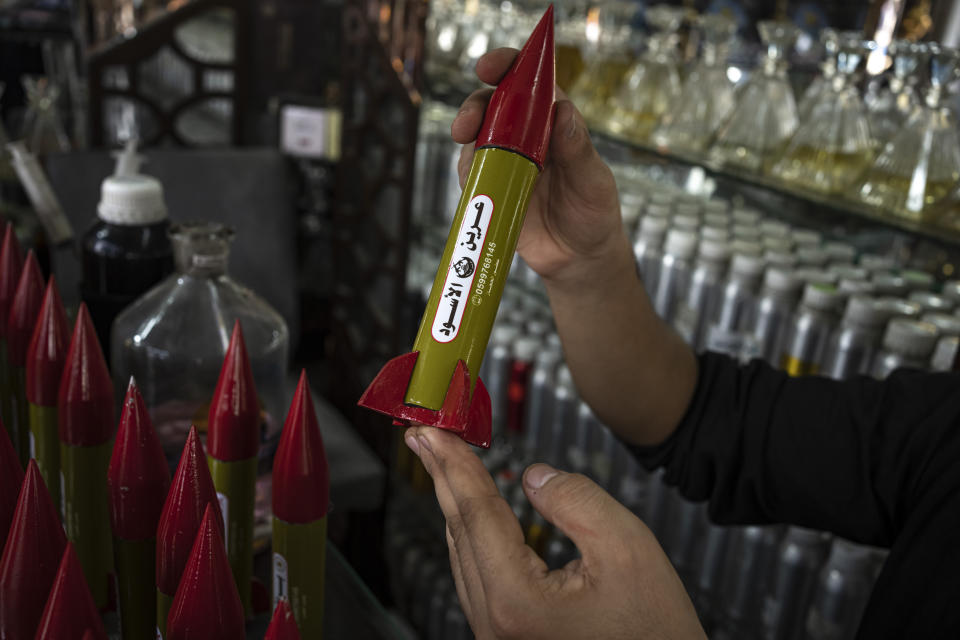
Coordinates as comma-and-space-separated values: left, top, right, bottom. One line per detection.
110, 222, 289, 461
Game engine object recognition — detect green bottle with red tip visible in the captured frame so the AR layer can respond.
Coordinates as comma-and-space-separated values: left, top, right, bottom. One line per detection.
155, 425, 225, 638
58, 302, 114, 609
0, 425, 22, 552
8, 250, 44, 466
33, 542, 109, 640
0, 460, 67, 639
26, 276, 69, 511
0, 223, 24, 452
273, 370, 329, 639
108, 377, 171, 640
206, 319, 260, 616
266, 599, 302, 640
358, 5, 556, 447
166, 504, 245, 640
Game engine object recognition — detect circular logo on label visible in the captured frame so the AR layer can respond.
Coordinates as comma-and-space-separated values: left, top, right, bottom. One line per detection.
453, 257, 475, 278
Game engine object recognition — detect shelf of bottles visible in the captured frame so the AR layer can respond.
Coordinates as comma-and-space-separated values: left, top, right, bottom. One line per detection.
424, 1, 960, 252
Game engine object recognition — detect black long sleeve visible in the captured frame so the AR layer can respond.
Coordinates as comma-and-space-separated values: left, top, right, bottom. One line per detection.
630, 351, 960, 637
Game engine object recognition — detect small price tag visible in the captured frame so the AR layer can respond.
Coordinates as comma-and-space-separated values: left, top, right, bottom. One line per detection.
280, 105, 341, 160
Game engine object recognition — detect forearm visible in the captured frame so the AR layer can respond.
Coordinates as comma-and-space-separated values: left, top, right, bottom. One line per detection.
543, 231, 698, 447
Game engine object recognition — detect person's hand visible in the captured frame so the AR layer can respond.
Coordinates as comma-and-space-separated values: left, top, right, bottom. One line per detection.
452, 48, 630, 288
404, 426, 706, 640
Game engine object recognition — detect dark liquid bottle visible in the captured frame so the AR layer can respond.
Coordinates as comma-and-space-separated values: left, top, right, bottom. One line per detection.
80, 174, 174, 361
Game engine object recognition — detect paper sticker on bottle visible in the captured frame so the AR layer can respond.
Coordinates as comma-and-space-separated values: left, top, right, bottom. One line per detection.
217, 492, 229, 554
432, 194, 494, 343
273, 552, 289, 611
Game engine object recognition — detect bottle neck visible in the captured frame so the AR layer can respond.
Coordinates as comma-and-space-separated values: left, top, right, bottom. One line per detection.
169, 223, 234, 277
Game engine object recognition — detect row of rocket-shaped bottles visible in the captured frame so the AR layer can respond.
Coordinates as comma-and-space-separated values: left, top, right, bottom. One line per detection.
0, 220, 328, 638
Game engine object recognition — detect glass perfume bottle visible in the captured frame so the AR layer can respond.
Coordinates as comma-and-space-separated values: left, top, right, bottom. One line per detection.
858, 45, 960, 223
111, 222, 290, 461
796, 29, 840, 124
569, 26, 635, 131
709, 21, 800, 173
866, 40, 927, 148
770, 32, 876, 194
604, 4, 685, 144
652, 13, 737, 155
20, 76, 71, 155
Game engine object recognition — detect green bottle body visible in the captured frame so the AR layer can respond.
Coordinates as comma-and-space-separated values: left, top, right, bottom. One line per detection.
406, 147, 539, 410
61, 439, 114, 608
272, 515, 327, 639
207, 455, 257, 617
114, 536, 156, 640
28, 403, 60, 510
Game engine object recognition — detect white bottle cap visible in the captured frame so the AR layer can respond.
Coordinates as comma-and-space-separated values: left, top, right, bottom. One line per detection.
730, 239, 763, 257
698, 238, 730, 261
930, 335, 959, 371
491, 324, 520, 345
873, 297, 922, 320
640, 215, 669, 236
791, 229, 821, 247
901, 269, 934, 291
943, 280, 960, 303
732, 207, 761, 225
763, 250, 796, 267
871, 273, 909, 296
763, 266, 800, 293
672, 214, 700, 232
649, 191, 675, 207
732, 224, 762, 240
620, 192, 645, 222
512, 336, 542, 362
908, 291, 954, 313
882, 319, 939, 358
829, 265, 869, 282
98, 174, 168, 225
703, 199, 729, 216
704, 213, 730, 228
797, 247, 829, 267
843, 296, 884, 327
647, 203, 673, 219
859, 254, 896, 272
921, 312, 960, 337
794, 268, 838, 285
701, 225, 729, 242
762, 236, 793, 252
801, 282, 841, 312
731, 252, 766, 277
838, 278, 875, 296
760, 220, 790, 238
674, 202, 702, 218
665, 229, 698, 259
824, 241, 856, 263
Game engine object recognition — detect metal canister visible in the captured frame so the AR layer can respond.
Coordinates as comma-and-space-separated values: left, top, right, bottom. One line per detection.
871, 318, 939, 378
791, 229, 821, 248
674, 238, 730, 350
794, 268, 837, 286
732, 207, 762, 226
858, 254, 896, 273
481, 324, 520, 442
805, 540, 882, 640
691, 514, 732, 630
930, 335, 959, 371
633, 215, 668, 292
705, 252, 766, 357
704, 213, 731, 229
829, 265, 869, 283
796, 247, 830, 268
701, 225, 730, 242
942, 279, 960, 305
900, 269, 934, 292
732, 225, 762, 242
549, 365, 579, 468
704, 198, 729, 216
822, 296, 887, 380
761, 527, 831, 640
763, 250, 797, 269
872, 297, 922, 320
780, 283, 843, 376
837, 278, 875, 296
743, 267, 803, 365
565, 400, 595, 474
823, 241, 855, 264
871, 272, 909, 296
654, 228, 699, 324
908, 290, 955, 314
672, 213, 701, 233
717, 525, 784, 638
760, 220, 791, 239
506, 336, 542, 439
522, 346, 563, 460
589, 422, 620, 493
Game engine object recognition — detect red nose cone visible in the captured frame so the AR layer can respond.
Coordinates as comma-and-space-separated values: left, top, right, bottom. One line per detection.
166, 504, 245, 639
265, 599, 301, 640
7, 251, 44, 368
207, 320, 260, 461
58, 303, 114, 446
0, 461, 67, 639
0, 426, 23, 552
272, 371, 329, 523
474, 5, 556, 169
156, 426, 225, 596
108, 377, 172, 540
0, 223, 24, 340
33, 542, 108, 640
26, 276, 70, 407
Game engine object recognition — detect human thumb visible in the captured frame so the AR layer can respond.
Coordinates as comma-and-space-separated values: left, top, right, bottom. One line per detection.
522, 463, 647, 564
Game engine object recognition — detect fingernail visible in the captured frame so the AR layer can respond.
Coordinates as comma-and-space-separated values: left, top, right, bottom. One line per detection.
566, 109, 577, 139
417, 434, 433, 455
405, 434, 420, 456
525, 464, 559, 489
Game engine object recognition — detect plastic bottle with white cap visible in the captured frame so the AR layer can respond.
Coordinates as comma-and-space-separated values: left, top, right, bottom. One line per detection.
780, 283, 843, 376
822, 296, 887, 379
908, 290, 955, 314
705, 251, 766, 358
654, 228, 699, 324
674, 238, 730, 350
922, 312, 960, 372
743, 266, 802, 364
872, 319, 940, 378
633, 215, 669, 293
80, 142, 173, 357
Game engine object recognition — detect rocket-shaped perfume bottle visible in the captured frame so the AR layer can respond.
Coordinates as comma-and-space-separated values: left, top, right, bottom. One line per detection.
359, 5, 556, 447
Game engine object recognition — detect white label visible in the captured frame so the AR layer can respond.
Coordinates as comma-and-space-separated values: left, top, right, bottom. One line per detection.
29, 431, 35, 459
273, 552, 289, 611
706, 326, 744, 356
431, 194, 494, 343
280, 105, 341, 160
217, 492, 229, 554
